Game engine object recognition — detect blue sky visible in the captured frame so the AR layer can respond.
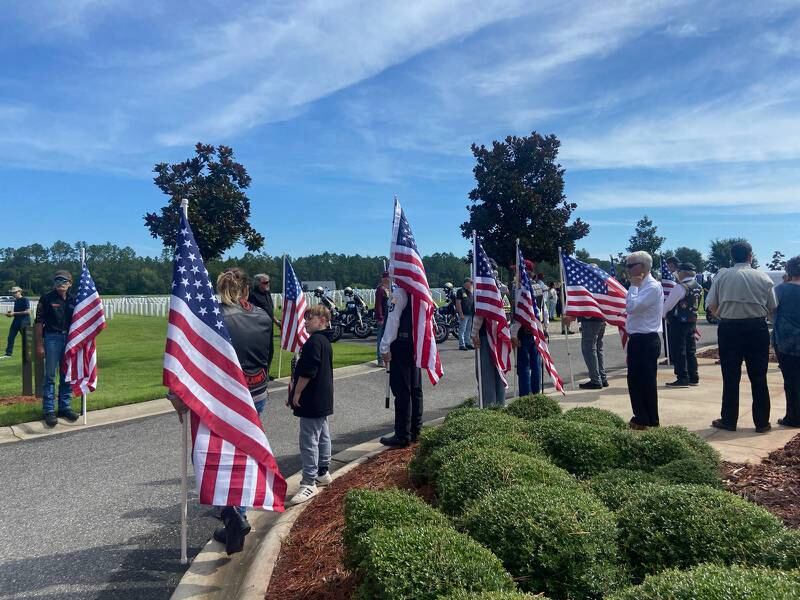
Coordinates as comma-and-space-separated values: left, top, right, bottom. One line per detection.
2, 1, 799, 265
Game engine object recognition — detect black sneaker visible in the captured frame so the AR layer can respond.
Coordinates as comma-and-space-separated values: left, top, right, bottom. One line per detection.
755, 423, 772, 434
379, 435, 410, 448
602, 380, 609, 388
59, 409, 80, 422
44, 412, 58, 428
711, 419, 736, 432
689, 380, 700, 386
666, 380, 690, 388
578, 381, 603, 390
778, 418, 800, 428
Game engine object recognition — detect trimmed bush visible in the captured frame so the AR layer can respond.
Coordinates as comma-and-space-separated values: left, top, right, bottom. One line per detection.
755, 528, 800, 570
436, 447, 575, 515
628, 426, 719, 471
562, 406, 628, 430
462, 484, 624, 599
653, 457, 721, 487
608, 564, 800, 599
343, 488, 450, 568
439, 592, 545, 599
529, 417, 635, 478
586, 468, 665, 511
504, 393, 562, 421
356, 525, 515, 600
617, 484, 785, 579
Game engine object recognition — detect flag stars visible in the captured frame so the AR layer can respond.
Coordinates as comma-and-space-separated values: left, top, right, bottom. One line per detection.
187, 253, 196, 262
215, 320, 223, 329
177, 265, 187, 274
183, 239, 193, 248
191, 265, 200, 274
199, 307, 207, 316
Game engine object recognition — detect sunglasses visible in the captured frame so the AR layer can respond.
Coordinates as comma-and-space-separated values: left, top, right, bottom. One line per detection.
625, 263, 642, 269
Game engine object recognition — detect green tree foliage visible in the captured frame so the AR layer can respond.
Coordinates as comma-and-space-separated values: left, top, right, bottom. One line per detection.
707, 238, 759, 273
461, 132, 589, 267
144, 143, 264, 261
626, 215, 665, 259
768, 250, 786, 271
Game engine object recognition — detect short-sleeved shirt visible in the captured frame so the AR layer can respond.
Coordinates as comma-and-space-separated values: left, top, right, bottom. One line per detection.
292, 330, 334, 419
35, 290, 76, 334
12, 297, 31, 326
456, 287, 474, 316
706, 263, 776, 320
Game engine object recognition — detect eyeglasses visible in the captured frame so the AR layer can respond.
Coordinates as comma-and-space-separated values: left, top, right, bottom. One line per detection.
625, 263, 642, 269
260, 280, 270, 285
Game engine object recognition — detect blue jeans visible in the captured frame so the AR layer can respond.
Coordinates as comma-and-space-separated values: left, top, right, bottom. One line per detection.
376, 323, 385, 362
477, 332, 506, 407
42, 332, 72, 415
517, 332, 541, 396
458, 315, 473, 348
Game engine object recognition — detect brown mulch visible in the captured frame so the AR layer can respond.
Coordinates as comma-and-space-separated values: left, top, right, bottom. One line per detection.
722, 433, 800, 528
0, 395, 37, 407
696, 346, 779, 363
266, 445, 428, 600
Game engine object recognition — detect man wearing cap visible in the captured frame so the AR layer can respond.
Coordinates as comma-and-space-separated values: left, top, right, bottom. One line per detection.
251, 274, 279, 379
374, 271, 391, 367
3, 286, 31, 358
35, 271, 79, 427
662, 262, 702, 387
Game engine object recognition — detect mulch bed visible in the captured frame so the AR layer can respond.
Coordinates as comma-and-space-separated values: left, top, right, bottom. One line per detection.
697, 346, 779, 363
266, 445, 429, 600
0, 395, 37, 407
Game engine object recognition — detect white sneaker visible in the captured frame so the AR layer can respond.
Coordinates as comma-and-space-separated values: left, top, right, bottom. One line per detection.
288, 484, 318, 506
316, 472, 333, 486
0, 355, 9, 360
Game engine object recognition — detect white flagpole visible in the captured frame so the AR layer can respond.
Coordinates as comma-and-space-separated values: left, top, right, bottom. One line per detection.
386, 198, 398, 409
179, 198, 190, 566
558, 247, 576, 391
278, 255, 285, 380
513, 239, 520, 399
473, 231, 483, 409
80, 245, 88, 425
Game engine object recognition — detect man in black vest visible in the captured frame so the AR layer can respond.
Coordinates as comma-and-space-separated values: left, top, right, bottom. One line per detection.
379, 286, 423, 447
662, 262, 702, 388
251, 274, 279, 378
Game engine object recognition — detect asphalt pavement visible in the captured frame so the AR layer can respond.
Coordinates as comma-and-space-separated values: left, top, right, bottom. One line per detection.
0, 321, 718, 599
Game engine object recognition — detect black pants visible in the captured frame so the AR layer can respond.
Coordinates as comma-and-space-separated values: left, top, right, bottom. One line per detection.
718, 319, 770, 428
5, 319, 25, 356
667, 319, 698, 383
777, 352, 800, 426
627, 332, 661, 426
389, 341, 423, 441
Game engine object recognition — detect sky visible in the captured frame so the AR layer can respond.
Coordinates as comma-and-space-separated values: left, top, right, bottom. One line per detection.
2, 0, 799, 266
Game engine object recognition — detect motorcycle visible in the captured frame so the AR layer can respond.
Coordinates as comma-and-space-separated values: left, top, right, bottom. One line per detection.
334, 295, 371, 339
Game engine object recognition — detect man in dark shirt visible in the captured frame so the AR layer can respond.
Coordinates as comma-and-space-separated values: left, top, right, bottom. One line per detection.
251, 274, 280, 378
3, 286, 31, 358
456, 278, 475, 350
35, 271, 80, 427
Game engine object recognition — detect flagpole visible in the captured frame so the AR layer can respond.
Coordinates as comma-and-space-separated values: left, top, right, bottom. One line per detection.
80, 245, 88, 425
558, 247, 576, 391
179, 198, 190, 566
386, 198, 397, 409
660, 256, 670, 365
278, 255, 285, 380
473, 231, 483, 409
513, 239, 520, 399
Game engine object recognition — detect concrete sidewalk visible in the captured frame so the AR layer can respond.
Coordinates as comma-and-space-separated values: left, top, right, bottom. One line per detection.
561, 355, 793, 463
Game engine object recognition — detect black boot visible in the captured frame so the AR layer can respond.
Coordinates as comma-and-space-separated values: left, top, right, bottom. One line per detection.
380, 435, 409, 448
220, 507, 251, 555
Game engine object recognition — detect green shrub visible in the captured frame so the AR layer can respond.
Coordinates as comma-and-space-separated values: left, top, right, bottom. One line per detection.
562, 406, 628, 430
586, 468, 665, 511
436, 447, 575, 515
653, 457, 721, 487
608, 563, 800, 599
529, 417, 635, 478
628, 426, 719, 471
343, 488, 450, 568
504, 393, 562, 421
755, 528, 800, 570
356, 525, 515, 600
439, 592, 545, 599
617, 484, 785, 579
462, 484, 624, 599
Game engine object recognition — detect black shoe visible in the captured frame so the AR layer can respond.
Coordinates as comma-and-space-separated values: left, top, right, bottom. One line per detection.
459, 346, 467, 351
220, 507, 251, 555
465, 345, 475, 350
602, 380, 609, 388
380, 435, 409, 448
579, 381, 603, 390
44, 412, 58, 428
711, 419, 736, 432
689, 380, 700, 386
755, 423, 772, 434
629, 418, 647, 431
778, 418, 800, 428
59, 408, 80, 422
410, 431, 420, 443
268, 375, 276, 381
666, 380, 690, 388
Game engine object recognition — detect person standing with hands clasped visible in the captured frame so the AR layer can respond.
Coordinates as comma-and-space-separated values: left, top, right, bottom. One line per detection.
287, 304, 335, 506
4, 286, 30, 359
624, 252, 663, 430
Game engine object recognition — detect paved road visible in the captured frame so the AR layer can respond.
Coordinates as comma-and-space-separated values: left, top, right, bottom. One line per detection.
0, 322, 718, 599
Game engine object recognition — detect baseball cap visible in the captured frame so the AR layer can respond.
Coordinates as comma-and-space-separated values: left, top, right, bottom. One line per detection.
678, 262, 697, 272
8, 286, 22, 293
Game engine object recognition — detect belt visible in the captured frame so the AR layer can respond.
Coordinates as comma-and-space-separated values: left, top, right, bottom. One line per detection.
718, 317, 766, 323
628, 331, 660, 338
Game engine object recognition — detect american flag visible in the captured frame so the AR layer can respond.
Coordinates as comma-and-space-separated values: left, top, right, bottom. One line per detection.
280, 259, 309, 353
163, 212, 286, 511
63, 263, 106, 395
562, 252, 628, 347
515, 247, 564, 394
474, 238, 512, 384
388, 199, 443, 384
660, 258, 676, 302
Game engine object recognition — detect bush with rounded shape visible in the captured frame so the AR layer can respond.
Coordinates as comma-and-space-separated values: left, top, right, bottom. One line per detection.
653, 457, 721, 487
755, 528, 800, 570
608, 564, 800, 599
356, 525, 515, 600
528, 418, 634, 478
562, 406, 628, 430
343, 488, 450, 568
461, 483, 624, 599
439, 592, 546, 599
504, 393, 562, 422
586, 468, 665, 511
436, 447, 575, 515
628, 426, 719, 471
617, 484, 785, 579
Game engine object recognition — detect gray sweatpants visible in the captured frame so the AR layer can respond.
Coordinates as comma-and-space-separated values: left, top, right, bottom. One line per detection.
581, 320, 607, 384
299, 416, 331, 486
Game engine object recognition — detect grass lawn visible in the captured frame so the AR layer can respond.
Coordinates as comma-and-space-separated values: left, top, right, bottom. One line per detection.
0, 314, 375, 427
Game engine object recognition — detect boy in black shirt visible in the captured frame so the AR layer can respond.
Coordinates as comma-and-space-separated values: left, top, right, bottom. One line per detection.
287, 305, 334, 505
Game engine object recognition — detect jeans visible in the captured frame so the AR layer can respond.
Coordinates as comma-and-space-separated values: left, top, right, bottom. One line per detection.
627, 332, 661, 426
547, 299, 557, 321
477, 330, 506, 407
299, 416, 331, 486
718, 319, 771, 428
580, 320, 607, 384
458, 314, 473, 348
777, 352, 800, 426
517, 332, 541, 396
42, 332, 72, 415
376, 323, 385, 362
667, 319, 698, 383
5, 319, 27, 356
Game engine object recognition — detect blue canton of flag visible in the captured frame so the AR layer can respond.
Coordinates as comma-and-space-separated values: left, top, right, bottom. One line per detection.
660, 258, 676, 302
517, 249, 539, 319
281, 258, 309, 353
396, 210, 418, 251
75, 265, 97, 303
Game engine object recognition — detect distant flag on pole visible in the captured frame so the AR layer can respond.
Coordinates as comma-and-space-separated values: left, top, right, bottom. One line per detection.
280, 259, 309, 353
474, 239, 512, 385
63, 263, 106, 395
163, 211, 286, 511
388, 198, 443, 384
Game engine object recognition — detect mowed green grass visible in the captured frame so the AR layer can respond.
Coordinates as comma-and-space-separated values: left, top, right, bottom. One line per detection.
0, 314, 375, 426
